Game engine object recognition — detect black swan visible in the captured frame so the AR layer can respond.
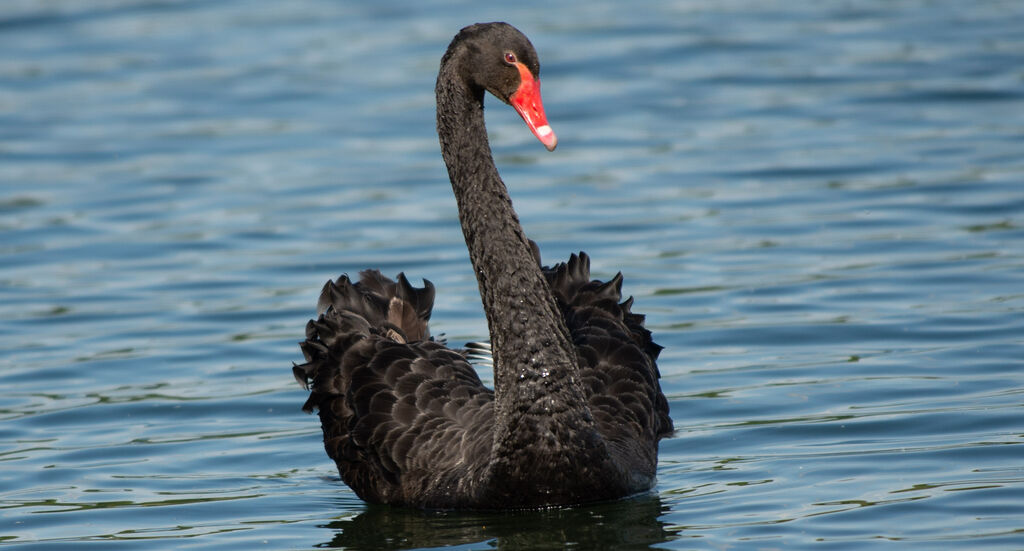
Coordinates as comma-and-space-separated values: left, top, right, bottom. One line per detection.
294, 22, 672, 510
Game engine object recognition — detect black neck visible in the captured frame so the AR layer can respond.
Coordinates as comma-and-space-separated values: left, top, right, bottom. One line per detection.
435, 63, 593, 456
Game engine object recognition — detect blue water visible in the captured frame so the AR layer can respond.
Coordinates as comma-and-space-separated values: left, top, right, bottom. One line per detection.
2, 0, 1023, 548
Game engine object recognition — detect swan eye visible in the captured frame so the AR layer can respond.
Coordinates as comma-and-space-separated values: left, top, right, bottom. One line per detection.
504, 52, 517, 65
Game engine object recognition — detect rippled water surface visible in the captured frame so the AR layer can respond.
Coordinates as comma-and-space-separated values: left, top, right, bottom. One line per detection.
2, 0, 1023, 548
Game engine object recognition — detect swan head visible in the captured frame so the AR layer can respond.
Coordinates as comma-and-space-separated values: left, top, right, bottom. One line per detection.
448, 22, 558, 151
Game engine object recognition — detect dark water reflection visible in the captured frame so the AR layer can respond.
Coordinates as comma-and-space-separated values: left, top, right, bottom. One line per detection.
319, 495, 675, 550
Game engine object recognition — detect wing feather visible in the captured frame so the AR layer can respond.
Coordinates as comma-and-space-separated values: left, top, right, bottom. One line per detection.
295, 271, 495, 506
541, 252, 674, 450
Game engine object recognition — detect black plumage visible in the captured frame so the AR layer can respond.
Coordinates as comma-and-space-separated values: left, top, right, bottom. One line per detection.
294, 22, 672, 510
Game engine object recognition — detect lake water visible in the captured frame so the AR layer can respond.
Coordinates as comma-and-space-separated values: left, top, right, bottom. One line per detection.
2, 0, 1023, 548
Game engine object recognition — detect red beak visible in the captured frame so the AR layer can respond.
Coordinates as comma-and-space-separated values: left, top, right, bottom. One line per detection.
509, 63, 558, 151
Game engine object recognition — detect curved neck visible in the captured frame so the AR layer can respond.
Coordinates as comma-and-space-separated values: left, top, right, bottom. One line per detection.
436, 65, 591, 455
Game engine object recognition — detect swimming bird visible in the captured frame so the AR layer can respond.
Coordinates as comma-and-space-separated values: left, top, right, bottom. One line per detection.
294, 22, 672, 510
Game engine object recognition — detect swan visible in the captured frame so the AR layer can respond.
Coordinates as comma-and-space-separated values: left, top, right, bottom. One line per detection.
294, 22, 672, 510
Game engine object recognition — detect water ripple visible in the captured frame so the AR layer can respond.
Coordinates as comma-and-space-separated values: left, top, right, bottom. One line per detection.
2, 0, 1024, 549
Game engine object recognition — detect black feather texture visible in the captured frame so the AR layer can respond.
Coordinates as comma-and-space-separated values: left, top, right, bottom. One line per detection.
294, 22, 671, 510
542, 252, 674, 444
296, 259, 671, 509
295, 271, 496, 506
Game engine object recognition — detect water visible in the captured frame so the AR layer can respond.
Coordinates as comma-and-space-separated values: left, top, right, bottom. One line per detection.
2, 0, 1022, 548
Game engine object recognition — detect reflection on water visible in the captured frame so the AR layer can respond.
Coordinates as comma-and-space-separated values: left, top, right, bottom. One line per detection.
320, 495, 675, 550
1, 0, 1023, 548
